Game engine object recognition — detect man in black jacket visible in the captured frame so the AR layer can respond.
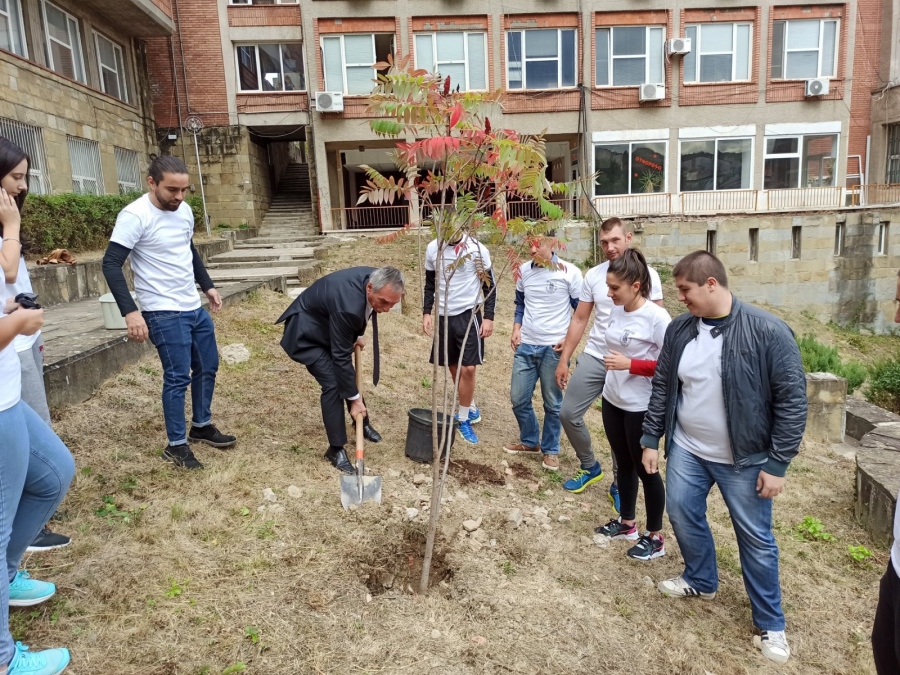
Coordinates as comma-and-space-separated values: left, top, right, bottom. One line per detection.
277, 266, 403, 473
640, 251, 807, 665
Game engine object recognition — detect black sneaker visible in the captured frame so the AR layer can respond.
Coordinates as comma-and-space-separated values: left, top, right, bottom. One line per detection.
627, 534, 666, 561
26, 527, 71, 553
188, 424, 237, 448
162, 444, 204, 469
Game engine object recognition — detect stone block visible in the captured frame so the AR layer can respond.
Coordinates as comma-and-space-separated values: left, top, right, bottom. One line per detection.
856, 445, 900, 545
805, 373, 846, 444
845, 398, 900, 441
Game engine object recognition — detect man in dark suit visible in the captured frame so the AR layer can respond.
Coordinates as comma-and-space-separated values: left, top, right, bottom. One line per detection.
277, 266, 404, 473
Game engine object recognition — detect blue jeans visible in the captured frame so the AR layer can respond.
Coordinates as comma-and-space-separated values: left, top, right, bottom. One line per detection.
0, 401, 75, 665
144, 308, 219, 446
666, 440, 785, 631
510, 344, 564, 454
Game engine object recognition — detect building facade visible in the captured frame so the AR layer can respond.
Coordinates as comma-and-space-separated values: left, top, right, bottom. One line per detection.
0, 0, 172, 197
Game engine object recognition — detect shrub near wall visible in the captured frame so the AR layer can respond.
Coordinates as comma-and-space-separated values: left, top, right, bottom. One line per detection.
19, 193, 204, 255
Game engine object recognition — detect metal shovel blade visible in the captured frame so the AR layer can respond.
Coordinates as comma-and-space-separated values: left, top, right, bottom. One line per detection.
340, 474, 382, 509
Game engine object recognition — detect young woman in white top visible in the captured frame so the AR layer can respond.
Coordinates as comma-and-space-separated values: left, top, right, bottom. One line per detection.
593, 249, 671, 561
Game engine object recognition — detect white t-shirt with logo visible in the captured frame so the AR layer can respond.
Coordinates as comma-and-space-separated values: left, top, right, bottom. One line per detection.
673, 321, 734, 464
892, 488, 900, 577
0, 285, 22, 411
6, 256, 39, 352
110, 194, 201, 313
425, 236, 492, 317
581, 260, 663, 359
601, 301, 670, 412
516, 256, 583, 346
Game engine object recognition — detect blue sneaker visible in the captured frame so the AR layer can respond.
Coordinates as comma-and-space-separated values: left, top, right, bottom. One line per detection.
9, 571, 55, 607
457, 420, 479, 444
8, 642, 70, 675
608, 482, 621, 515
468, 407, 482, 424
563, 463, 603, 494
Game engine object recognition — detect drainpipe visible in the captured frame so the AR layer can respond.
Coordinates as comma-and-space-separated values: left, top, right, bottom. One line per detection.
865, 135, 871, 186
168, 37, 189, 163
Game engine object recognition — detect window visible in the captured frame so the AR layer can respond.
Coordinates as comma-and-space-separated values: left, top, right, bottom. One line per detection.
706, 230, 717, 255
229, 0, 298, 4
321, 34, 394, 96
680, 138, 752, 191
236, 43, 305, 92
684, 23, 751, 83
94, 33, 128, 103
67, 136, 103, 195
878, 222, 890, 255
114, 147, 140, 194
791, 225, 802, 259
749, 228, 759, 261
887, 123, 900, 183
42, 1, 85, 82
771, 19, 838, 80
595, 26, 664, 86
0, 0, 26, 57
0, 118, 51, 194
764, 134, 837, 189
594, 142, 666, 196
834, 223, 845, 256
507, 28, 576, 90
415, 32, 487, 91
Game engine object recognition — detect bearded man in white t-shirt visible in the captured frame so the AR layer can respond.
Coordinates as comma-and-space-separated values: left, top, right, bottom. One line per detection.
103, 157, 235, 470
554, 218, 664, 500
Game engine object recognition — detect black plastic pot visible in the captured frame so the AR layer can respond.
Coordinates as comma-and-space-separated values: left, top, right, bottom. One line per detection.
405, 408, 457, 463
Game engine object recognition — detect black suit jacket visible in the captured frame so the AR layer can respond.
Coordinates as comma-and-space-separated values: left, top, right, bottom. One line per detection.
277, 266, 375, 400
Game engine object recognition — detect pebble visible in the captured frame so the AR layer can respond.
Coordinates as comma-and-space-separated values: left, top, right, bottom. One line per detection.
564, 497, 575, 503
507, 508, 524, 528
455, 491, 469, 500
366, 594, 372, 603
592, 533, 610, 548
558, 515, 571, 523
544, 490, 554, 496
387, 469, 402, 478
504, 468, 514, 476
642, 576, 655, 588
472, 528, 489, 543
471, 636, 487, 645
580, 536, 594, 546
431, 629, 441, 639
221, 343, 251, 365
462, 518, 482, 532
413, 473, 428, 486
468, 538, 483, 552
286, 485, 302, 499
262, 488, 277, 502
406, 508, 419, 521
500, 460, 509, 468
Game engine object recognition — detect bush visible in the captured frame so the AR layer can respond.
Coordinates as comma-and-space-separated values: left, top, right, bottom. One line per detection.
867, 357, 900, 414
796, 334, 866, 394
20, 192, 204, 255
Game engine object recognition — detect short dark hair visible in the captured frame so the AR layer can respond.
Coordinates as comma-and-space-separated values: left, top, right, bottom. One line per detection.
0, 137, 29, 215
608, 248, 652, 299
600, 217, 632, 235
672, 250, 729, 288
149, 156, 189, 183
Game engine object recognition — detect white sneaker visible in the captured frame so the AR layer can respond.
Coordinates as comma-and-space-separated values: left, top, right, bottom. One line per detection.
754, 630, 790, 663
657, 575, 717, 600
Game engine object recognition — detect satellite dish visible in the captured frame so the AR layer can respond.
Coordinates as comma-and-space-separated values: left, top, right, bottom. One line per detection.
185, 115, 203, 134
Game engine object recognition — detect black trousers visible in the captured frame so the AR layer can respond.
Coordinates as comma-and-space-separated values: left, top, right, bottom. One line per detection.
304, 346, 368, 449
873, 559, 900, 674
601, 397, 665, 532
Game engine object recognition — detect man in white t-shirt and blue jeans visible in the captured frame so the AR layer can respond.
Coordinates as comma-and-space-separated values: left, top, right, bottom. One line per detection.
641, 251, 807, 664
555, 218, 663, 499
503, 234, 582, 470
103, 157, 235, 470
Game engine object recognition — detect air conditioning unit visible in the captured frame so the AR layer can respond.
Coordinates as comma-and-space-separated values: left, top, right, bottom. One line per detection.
314, 91, 344, 112
639, 83, 665, 102
667, 38, 692, 55
805, 78, 830, 97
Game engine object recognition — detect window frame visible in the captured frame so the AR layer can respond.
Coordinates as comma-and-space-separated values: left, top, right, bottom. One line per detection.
66, 135, 104, 196
878, 221, 890, 256
595, 25, 665, 88
763, 133, 838, 190
834, 223, 845, 256
235, 42, 306, 93
413, 31, 488, 92
0, 0, 28, 58
320, 33, 394, 96
0, 118, 51, 194
677, 136, 755, 192
41, 0, 86, 83
228, 0, 299, 5
93, 32, 129, 103
593, 140, 668, 197
772, 18, 839, 80
683, 22, 752, 84
506, 27, 578, 91
114, 146, 141, 194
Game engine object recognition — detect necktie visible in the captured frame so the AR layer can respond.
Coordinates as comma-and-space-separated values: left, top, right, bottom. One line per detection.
372, 312, 380, 386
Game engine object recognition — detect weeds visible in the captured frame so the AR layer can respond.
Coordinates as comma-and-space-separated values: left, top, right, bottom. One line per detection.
95, 495, 143, 525
164, 578, 186, 599
244, 626, 260, 644
794, 516, 836, 542
868, 357, 900, 414
222, 664, 247, 674
796, 334, 866, 393
500, 561, 516, 577
848, 545, 874, 566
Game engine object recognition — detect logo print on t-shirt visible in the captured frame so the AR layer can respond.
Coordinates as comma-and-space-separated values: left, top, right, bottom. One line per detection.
546, 279, 559, 293
620, 329, 633, 346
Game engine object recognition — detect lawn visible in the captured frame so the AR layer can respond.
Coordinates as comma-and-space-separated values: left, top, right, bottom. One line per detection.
21, 233, 890, 674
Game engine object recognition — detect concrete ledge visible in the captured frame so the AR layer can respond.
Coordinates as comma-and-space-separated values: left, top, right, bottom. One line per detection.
221, 228, 260, 242
856, 445, 900, 545
806, 372, 846, 444
846, 397, 900, 441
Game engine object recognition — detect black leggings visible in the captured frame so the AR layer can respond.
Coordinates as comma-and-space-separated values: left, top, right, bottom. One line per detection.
873, 560, 900, 674
601, 397, 665, 532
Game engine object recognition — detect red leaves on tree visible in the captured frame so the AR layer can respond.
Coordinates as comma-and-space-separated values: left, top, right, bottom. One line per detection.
449, 103, 463, 129
443, 76, 451, 97
485, 117, 492, 134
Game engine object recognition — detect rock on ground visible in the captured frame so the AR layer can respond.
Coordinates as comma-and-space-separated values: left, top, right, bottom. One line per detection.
221, 343, 251, 365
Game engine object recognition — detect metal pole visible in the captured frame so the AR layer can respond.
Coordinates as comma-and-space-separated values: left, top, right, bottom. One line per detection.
192, 132, 210, 235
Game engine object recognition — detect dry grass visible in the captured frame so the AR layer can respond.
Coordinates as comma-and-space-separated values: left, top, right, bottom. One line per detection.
20, 235, 886, 674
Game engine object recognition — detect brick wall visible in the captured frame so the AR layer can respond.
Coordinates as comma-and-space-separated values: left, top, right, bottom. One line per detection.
850, 0, 882, 181
227, 5, 301, 27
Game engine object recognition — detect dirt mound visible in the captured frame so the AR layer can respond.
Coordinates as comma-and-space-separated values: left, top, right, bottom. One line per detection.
448, 459, 505, 485
357, 527, 453, 595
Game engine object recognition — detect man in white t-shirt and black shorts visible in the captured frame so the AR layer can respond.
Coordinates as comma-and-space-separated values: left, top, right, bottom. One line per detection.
423, 233, 495, 444
555, 217, 664, 499
503, 234, 582, 470
103, 156, 235, 470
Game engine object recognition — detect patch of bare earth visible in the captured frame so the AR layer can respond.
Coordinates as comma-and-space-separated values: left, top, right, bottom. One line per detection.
19, 236, 884, 673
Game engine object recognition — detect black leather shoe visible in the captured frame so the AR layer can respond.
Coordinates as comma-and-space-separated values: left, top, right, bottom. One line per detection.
363, 423, 383, 443
324, 446, 355, 475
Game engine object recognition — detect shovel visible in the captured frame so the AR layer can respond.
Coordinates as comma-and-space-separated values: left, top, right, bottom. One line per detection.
340, 346, 382, 509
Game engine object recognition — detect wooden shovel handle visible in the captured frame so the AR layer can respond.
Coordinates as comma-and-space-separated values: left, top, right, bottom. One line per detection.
354, 344, 362, 391
354, 345, 364, 459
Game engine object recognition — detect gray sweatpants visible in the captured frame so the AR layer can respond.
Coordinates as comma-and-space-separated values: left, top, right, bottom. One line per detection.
559, 351, 617, 477
18, 336, 51, 425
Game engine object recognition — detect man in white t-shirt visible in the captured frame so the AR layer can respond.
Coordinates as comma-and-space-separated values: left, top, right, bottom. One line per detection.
555, 218, 663, 498
422, 234, 495, 444
503, 234, 582, 470
103, 156, 235, 470
641, 251, 807, 664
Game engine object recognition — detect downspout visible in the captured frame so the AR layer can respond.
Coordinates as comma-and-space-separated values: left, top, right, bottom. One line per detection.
167, 36, 189, 163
